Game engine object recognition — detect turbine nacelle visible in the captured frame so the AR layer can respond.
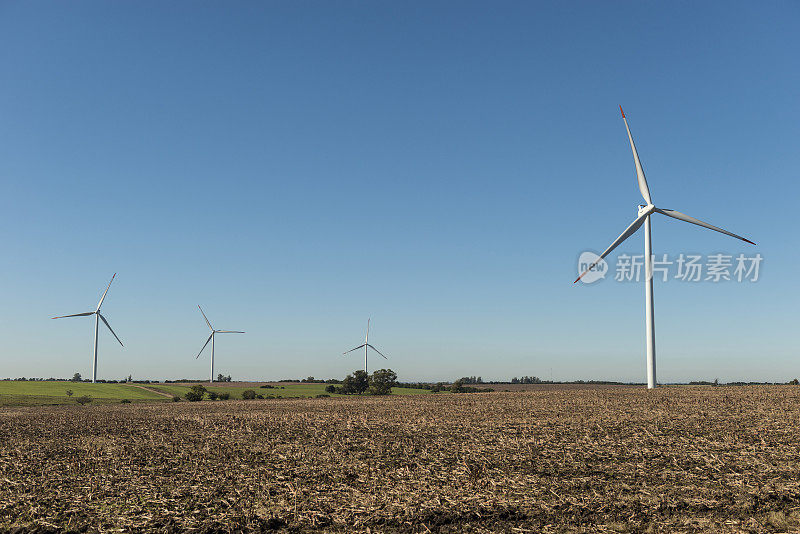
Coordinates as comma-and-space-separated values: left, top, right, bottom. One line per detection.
638, 204, 656, 217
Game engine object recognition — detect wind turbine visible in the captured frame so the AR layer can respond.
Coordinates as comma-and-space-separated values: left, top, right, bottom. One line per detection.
575, 107, 755, 389
195, 306, 244, 383
52, 273, 124, 383
343, 318, 388, 374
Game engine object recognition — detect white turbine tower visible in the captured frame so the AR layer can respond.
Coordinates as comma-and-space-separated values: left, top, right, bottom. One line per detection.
575, 107, 755, 389
343, 318, 388, 374
195, 305, 244, 383
52, 273, 124, 383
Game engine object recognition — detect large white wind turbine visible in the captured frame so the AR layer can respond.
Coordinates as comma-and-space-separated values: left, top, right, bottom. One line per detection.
52, 273, 124, 383
195, 306, 244, 383
575, 107, 755, 389
343, 318, 388, 374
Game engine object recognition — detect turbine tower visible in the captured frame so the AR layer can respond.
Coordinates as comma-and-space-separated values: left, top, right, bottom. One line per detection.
52, 273, 124, 383
343, 318, 388, 374
575, 107, 755, 389
195, 306, 244, 383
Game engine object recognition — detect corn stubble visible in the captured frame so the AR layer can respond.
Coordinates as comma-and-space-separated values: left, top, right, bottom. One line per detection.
1, 387, 799, 533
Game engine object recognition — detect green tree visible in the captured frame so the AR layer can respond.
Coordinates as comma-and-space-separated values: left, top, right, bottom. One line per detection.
71, 373, 82, 382
369, 369, 397, 395
451, 379, 464, 393
185, 384, 207, 402
340, 374, 356, 394
352, 370, 369, 394
339, 372, 369, 394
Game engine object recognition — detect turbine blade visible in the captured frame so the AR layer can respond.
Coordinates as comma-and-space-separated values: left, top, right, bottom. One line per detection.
620, 106, 653, 204
655, 208, 755, 245
198, 305, 213, 330
96, 273, 116, 311
367, 343, 388, 360
51, 311, 95, 319
343, 344, 366, 355
196, 333, 214, 359
98, 313, 123, 347
574, 211, 648, 283
215, 330, 245, 334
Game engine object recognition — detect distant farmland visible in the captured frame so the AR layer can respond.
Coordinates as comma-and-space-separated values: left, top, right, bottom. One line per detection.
0, 381, 166, 405
148, 382, 431, 398
1, 386, 799, 532
0, 381, 430, 406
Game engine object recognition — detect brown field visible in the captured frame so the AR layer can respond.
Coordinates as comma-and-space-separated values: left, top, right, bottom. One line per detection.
1, 386, 799, 533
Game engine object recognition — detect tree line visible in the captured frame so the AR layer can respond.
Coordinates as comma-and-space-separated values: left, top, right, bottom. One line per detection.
324, 369, 397, 395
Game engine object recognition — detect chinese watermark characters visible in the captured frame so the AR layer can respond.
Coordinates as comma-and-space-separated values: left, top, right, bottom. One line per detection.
577, 252, 762, 284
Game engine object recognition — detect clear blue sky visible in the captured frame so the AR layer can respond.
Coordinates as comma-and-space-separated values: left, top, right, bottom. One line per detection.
1, 2, 797, 383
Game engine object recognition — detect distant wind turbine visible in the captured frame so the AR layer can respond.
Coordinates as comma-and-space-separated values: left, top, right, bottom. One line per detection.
195, 306, 244, 383
52, 273, 124, 383
575, 107, 755, 389
343, 318, 388, 374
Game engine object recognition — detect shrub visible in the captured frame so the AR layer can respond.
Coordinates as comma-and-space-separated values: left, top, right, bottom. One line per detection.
185, 384, 207, 402
65, 390, 73, 397
316, 394, 330, 398
207, 391, 219, 401
450, 379, 494, 394
790, 378, 799, 385
171, 396, 180, 402
218, 392, 230, 400
256, 394, 264, 399
325, 385, 336, 394
242, 389, 256, 400
75, 395, 92, 406
259, 384, 275, 389
120, 399, 131, 404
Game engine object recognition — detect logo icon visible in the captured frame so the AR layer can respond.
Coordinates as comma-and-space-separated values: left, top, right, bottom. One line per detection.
577, 252, 607, 284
